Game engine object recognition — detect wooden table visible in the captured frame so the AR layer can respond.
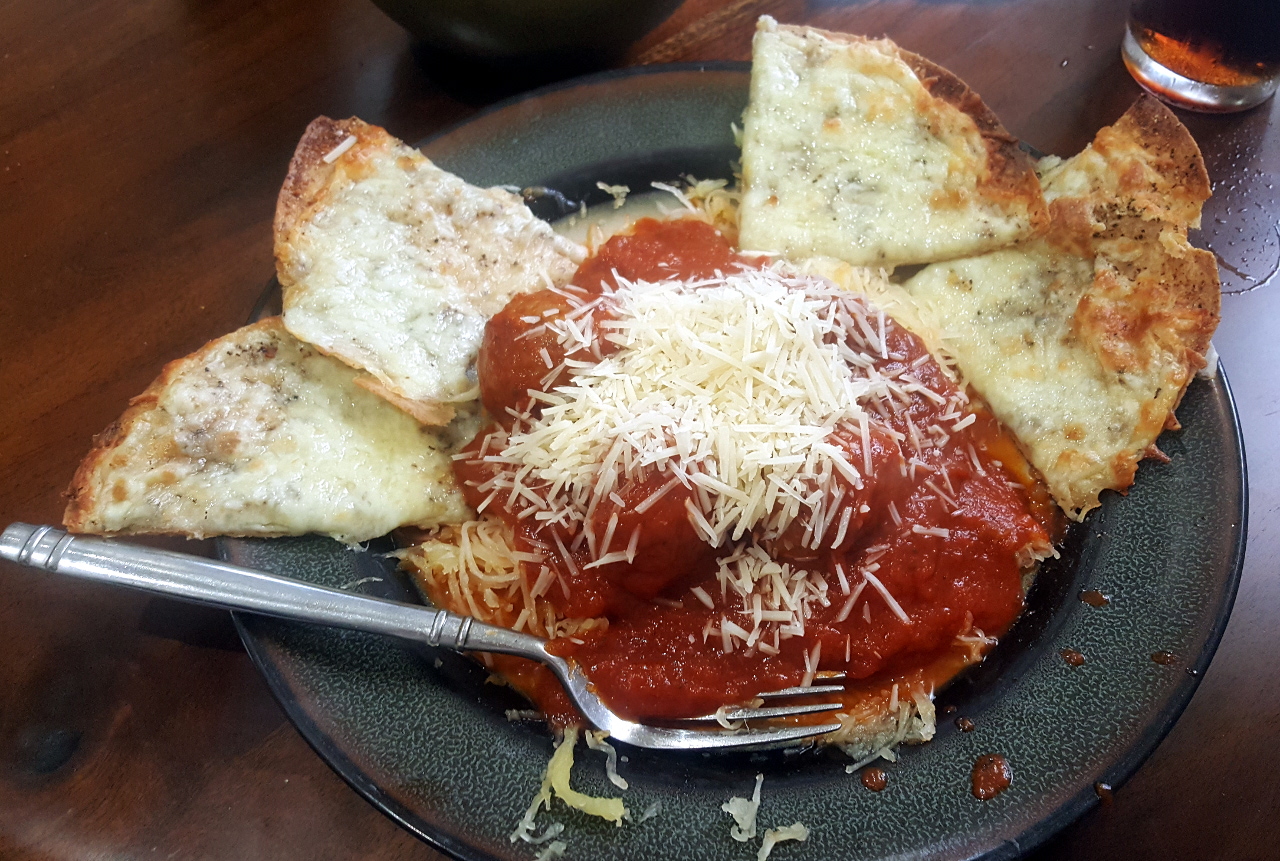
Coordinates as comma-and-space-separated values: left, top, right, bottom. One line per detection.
1, 0, 1275, 857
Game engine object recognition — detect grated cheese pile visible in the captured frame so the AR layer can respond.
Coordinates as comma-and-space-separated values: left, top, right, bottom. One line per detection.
499, 265, 899, 545
464, 262, 960, 655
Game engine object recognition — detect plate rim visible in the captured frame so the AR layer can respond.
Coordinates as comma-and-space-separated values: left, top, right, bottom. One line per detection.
234, 612, 489, 860
976, 361, 1249, 859
417, 59, 752, 151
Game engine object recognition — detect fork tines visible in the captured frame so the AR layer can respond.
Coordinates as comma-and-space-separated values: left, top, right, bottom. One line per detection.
686, 674, 849, 724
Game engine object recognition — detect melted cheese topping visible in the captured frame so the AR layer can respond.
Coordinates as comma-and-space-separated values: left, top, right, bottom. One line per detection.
739, 17, 1032, 267
903, 244, 1177, 519
899, 100, 1217, 519
73, 320, 467, 543
280, 134, 585, 410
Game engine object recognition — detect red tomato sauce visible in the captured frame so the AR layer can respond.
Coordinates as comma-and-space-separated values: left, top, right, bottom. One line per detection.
449, 217, 1052, 724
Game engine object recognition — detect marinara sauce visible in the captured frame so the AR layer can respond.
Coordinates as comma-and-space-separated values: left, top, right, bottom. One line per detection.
448, 217, 1052, 724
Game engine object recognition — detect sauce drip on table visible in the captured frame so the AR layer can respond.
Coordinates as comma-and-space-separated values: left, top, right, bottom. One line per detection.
1094, 781, 1114, 804
449, 217, 1054, 723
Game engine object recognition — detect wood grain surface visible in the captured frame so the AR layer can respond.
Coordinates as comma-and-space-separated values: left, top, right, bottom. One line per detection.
1, 0, 1276, 858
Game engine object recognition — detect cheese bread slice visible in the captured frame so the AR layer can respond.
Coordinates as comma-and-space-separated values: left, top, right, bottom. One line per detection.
274, 117, 586, 426
64, 318, 469, 544
902, 96, 1219, 519
739, 16, 1047, 268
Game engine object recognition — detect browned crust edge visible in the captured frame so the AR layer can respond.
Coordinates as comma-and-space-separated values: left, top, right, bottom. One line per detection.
272, 118, 467, 427
272, 117, 397, 290
63, 318, 289, 535
1104, 94, 1212, 219
1055, 95, 1220, 367
766, 22, 1049, 234
896, 48, 1049, 232
1049, 97, 1218, 516
1046, 95, 1214, 254
1160, 244, 1220, 363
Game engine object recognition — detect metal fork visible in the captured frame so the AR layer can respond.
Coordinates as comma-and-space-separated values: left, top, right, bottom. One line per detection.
0, 523, 844, 751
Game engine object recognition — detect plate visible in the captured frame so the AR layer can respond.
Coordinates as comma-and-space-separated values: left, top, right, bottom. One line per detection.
220, 64, 1247, 861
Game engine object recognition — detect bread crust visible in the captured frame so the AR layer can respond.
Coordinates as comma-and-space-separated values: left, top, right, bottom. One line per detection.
274, 117, 392, 275
1045, 95, 1219, 374
741, 19, 1050, 267
63, 317, 469, 541
63, 415, 130, 532
896, 49, 1049, 232
273, 118, 465, 424
1051, 93, 1219, 512
64, 318, 286, 535
353, 375, 456, 426
272, 116, 585, 427
268, 118, 465, 429
1098, 94, 1211, 227
905, 95, 1218, 519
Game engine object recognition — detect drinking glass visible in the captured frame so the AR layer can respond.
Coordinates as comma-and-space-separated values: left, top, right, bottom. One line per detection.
1123, 0, 1280, 112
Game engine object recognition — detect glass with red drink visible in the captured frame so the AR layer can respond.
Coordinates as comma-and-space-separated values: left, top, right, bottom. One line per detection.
1123, 0, 1280, 111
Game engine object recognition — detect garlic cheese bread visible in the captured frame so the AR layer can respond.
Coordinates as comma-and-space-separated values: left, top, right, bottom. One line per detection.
64, 318, 468, 544
274, 117, 587, 426
902, 96, 1218, 518
739, 17, 1048, 268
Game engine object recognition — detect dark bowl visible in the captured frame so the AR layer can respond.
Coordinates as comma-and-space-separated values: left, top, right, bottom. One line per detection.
370, 0, 682, 89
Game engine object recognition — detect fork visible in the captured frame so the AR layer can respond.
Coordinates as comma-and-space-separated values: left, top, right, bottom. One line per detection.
0, 523, 844, 751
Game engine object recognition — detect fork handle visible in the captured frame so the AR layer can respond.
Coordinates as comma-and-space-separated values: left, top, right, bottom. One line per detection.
0, 523, 548, 659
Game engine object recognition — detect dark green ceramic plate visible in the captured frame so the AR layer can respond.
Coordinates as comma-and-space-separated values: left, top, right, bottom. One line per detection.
221, 65, 1247, 861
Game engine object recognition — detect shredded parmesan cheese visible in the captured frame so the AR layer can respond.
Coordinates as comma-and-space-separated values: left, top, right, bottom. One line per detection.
414, 245, 1031, 747
722, 773, 765, 842
585, 730, 628, 790
498, 266, 893, 551
321, 134, 357, 163
636, 800, 662, 823
534, 841, 567, 861
758, 823, 810, 861
721, 773, 810, 860
596, 182, 631, 209
457, 265, 940, 650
